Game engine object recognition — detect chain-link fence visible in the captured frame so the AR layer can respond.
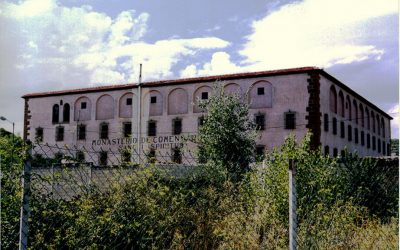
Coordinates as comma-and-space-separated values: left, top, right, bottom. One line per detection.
2, 140, 398, 249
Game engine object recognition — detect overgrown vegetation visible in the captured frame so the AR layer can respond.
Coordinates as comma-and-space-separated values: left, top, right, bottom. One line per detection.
0, 129, 24, 250
1, 87, 398, 249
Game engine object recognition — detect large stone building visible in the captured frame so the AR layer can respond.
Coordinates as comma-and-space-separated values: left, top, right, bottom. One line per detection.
22, 67, 392, 165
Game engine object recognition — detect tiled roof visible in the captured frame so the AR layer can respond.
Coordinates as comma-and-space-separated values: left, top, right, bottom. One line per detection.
22, 66, 319, 98
21, 66, 392, 119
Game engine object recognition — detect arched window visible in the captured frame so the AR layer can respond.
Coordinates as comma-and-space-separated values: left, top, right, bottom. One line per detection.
371, 111, 375, 133
148, 90, 163, 116
249, 81, 273, 109
365, 107, 370, 130
168, 88, 188, 115
329, 86, 337, 113
376, 115, 380, 136
224, 83, 242, 96
346, 96, 351, 120
119, 92, 135, 118
338, 91, 344, 117
352, 100, 358, 124
52, 104, 59, 123
96, 95, 114, 120
193, 85, 212, 113
359, 104, 364, 127
63, 103, 70, 123
74, 96, 92, 121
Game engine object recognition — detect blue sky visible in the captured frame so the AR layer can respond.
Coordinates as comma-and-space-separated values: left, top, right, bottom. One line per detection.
0, 0, 398, 137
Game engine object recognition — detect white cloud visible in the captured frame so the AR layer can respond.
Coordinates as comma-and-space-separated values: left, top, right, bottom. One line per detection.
180, 52, 243, 77
239, 0, 397, 70
0, 0, 230, 85
1, 0, 56, 18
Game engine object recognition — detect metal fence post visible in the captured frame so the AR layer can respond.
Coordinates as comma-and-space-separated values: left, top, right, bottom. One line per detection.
19, 141, 32, 250
289, 159, 297, 250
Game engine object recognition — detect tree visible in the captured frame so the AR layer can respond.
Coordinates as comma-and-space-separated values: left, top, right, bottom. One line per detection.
196, 83, 256, 182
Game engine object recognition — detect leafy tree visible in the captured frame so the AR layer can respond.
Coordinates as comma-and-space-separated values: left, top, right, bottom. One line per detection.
196, 83, 256, 182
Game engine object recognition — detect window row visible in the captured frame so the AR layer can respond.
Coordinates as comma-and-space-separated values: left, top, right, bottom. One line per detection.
64, 143, 268, 166
324, 114, 388, 154
324, 140, 390, 157
329, 85, 386, 136
36, 119, 185, 142
51, 81, 275, 123
255, 111, 296, 131
37, 110, 298, 143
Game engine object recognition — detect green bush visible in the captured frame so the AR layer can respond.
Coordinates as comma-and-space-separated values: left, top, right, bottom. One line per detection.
25, 136, 398, 249
0, 130, 24, 250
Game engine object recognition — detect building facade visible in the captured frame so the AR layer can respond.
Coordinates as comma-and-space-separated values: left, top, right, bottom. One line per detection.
23, 67, 392, 165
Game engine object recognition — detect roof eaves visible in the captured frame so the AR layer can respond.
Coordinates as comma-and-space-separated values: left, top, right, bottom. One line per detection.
318, 70, 393, 120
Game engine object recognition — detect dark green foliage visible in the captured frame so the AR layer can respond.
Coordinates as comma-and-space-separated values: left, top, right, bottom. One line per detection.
390, 138, 398, 156
196, 84, 256, 182
0, 130, 24, 250
1, 101, 398, 249
338, 154, 398, 220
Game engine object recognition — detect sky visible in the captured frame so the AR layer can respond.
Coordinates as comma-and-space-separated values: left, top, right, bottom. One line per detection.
0, 0, 398, 138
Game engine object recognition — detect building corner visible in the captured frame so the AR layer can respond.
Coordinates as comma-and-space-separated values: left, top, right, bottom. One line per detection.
306, 71, 321, 150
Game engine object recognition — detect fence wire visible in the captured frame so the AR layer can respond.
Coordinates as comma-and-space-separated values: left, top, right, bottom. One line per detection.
1, 140, 398, 249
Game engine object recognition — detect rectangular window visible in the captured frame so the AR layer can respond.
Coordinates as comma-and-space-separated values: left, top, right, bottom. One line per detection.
372, 136, 376, 150
285, 112, 296, 129
172, 147, 182, 164
324, 114, 329, 132
340, 121, 344, 138
78, 124, 86, 140
100, 123, 109, 139
354, 128, 358, 144
123, 122, 132, 138
198, 116, 205, 129
81, 102, 87, 109
387, 143, 390, 156
257, 87, 265, 95
361, 131, 365, 146
147, 148, 156, 163
173, 119, 182, 135
201, 92, 209, 100
255, 145, 265, 160
99, 151, 107, 166
76, 151, 85, 162
35, 127, 44, 142
348, 125, 352, 141
121, 150, 131, 163
324, 146, 329, 156
148, 121, 157, 136
55, 126, 64, 141
332, 118, 337, 135
150, 96, 157, 104
255, 114, 265, 130
126, 98, 132, 105
367, 134, 371, 148
333, 148, 338, 157
377, 139, 381, 153
382, 141, 386, 155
